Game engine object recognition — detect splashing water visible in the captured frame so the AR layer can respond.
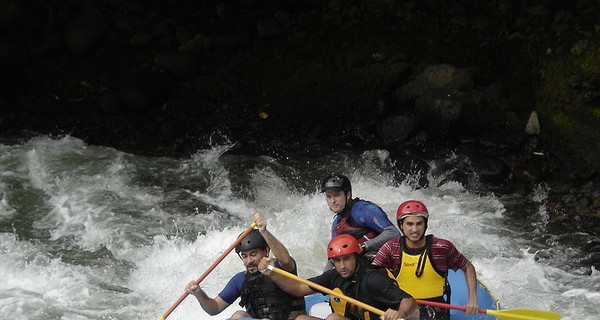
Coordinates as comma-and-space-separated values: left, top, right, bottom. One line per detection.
0, 136, 598, 320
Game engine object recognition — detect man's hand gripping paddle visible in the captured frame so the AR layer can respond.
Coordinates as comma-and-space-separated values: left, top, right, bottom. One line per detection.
267, 265, 406, 320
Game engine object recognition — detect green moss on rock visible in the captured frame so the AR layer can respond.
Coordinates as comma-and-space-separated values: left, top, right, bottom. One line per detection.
537, 37, 600, 169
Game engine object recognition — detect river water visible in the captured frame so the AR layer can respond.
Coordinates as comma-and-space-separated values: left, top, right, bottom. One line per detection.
0, 135, 598, 320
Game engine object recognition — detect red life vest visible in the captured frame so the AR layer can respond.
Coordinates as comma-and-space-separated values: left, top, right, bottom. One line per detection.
333, 214, 378, 243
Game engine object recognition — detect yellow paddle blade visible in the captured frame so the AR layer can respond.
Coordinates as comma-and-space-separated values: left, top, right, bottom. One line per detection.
487, 308, 561, 320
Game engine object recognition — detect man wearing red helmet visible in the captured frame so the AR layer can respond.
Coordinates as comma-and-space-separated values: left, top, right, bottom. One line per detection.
320, 174, 400, 264
372, 200, 479, 320
259, 234, 417, 320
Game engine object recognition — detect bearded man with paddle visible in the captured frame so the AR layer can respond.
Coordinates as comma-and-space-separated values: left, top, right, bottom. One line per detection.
259, 234, 418, 320
184, 212, 306, 320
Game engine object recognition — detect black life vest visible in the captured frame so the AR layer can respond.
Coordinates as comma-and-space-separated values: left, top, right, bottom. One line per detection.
239, 272, 306, 320
337, 260, 382, 320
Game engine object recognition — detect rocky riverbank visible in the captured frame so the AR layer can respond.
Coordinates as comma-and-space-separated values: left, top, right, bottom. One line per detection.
1, 0, 599, 236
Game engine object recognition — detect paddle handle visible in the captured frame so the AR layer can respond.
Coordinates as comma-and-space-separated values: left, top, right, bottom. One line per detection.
267, 266, 389, 317
416, 299, 487, 315
158, 222, 257, 320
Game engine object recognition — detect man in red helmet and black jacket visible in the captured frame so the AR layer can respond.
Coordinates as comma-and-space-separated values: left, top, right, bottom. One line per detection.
320, 174, 400, 266
372, 200, 479, 320
259, 234, 418, 320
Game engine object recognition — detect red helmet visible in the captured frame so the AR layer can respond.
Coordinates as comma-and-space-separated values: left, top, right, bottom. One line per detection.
396, 200, 429, 220
327, 234, 361, 259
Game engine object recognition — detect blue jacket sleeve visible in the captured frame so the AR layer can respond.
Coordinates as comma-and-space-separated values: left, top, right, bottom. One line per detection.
352, 201, 401, 251
351, 201, 394, 232
218, 271, 246, 304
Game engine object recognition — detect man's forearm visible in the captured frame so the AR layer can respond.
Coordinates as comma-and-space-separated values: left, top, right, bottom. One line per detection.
398, 298, 418, 319
366, 225, 401, 251
463, 261, 478, 303
261, 228, 293, 269
263, 269, 315, 297
193, 291, 220, 315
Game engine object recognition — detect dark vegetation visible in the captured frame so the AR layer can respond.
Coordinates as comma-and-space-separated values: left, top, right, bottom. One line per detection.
1, 0, 599, 238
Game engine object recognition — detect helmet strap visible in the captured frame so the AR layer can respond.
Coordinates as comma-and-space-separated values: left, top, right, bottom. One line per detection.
398, 219, 428, 243
345, 192, 352, 204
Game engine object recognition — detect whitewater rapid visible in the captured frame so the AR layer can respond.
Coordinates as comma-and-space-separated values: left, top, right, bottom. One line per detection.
0, 136, 597, 320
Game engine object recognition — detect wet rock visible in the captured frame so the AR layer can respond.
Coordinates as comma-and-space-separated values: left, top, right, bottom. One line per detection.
469, 155, 510, 183
0, 0, 21, 27
512, 155, 546, 184
525, 111, 541, 135
377, 112, 420, 143
0, 37, 22, 97
581, 240, 600, 269
452, 91, 505, 137
177, 34, 214, 53
129, 32, 154, 47
483, 81, 513, 112
394, 64, 501, 139
396, 63, 474, 105
430, 153, 509, 189
214, 32, 254, 49
28, 31, 67, 58
476, 128, 526, 155
63, 5, 110, 56
97, 89, 120, 115
118, 73, 174, 111
415, 90, 463, 121
545, 175, 600, 234
154, 51, 199, 77
413, 89, 503, 139
257, 18, 284, 38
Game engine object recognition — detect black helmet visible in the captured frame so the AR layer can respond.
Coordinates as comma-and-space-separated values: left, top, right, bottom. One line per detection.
320, 174, 352, 193
235, 229, 267, 253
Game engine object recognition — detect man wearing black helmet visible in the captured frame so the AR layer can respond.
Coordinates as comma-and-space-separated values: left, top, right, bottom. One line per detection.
185, 212, 305, 320
321, 174, 400, 266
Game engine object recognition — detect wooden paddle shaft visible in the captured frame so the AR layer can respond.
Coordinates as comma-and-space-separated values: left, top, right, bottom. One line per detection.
158, 222, 257, 320
269, 266, 406, 319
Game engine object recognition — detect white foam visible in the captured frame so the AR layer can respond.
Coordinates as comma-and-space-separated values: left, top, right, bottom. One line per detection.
1, 136, 599, 320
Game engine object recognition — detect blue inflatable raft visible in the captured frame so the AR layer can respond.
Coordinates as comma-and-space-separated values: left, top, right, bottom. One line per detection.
234, 269, 499, 319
